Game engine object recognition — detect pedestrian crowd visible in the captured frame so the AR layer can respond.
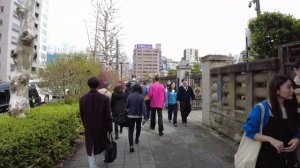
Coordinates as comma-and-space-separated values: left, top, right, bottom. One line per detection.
79, 58, 300, 168
79, 75, 195, 168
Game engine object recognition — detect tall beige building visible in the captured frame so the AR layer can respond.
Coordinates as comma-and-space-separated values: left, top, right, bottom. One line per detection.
132, 44, 161, 79
0, 0, 48, 82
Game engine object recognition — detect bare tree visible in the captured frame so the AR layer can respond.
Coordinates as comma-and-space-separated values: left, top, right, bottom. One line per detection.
9, 0, 37, 118
91, 0, 122, 65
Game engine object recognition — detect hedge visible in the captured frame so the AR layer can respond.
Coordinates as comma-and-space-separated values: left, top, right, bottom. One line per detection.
0, 103, 82, 168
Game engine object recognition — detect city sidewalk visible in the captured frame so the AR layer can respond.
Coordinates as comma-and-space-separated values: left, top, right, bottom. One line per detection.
62, 110, 236, 168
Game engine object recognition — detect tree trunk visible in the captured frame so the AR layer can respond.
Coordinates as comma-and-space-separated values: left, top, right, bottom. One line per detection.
9, 0, 36, 118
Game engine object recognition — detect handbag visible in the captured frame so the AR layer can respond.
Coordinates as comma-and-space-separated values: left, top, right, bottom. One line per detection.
114, 109, 130, 127
234, 103, 265, 168
104, 133, 117, 163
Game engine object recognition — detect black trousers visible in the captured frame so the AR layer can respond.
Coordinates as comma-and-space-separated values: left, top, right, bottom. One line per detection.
168, 104, 177, 124
128, 118, 142, 146
150, 108, 164, 133
145, 100, 151, 119
114, 123, 122, 133
180, 102, 191, 123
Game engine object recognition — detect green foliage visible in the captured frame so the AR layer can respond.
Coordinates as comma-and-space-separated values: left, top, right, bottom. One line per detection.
167, 69, 177, 76
0, 103, 82, 168
248, 12, 300, 59
191, 64, 201, 74
39, 53, 100, 103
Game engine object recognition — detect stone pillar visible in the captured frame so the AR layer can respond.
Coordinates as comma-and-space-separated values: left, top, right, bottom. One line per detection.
176, 65, 192, 87
201, 55, 234, 126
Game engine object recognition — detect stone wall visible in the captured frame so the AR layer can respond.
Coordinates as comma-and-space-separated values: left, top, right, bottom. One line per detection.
207, 58, 280, 142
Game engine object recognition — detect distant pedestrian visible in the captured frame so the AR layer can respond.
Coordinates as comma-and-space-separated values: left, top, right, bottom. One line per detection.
142, 78, 153, 123
80, 77, 112, 168
98, 81, 112, 102
166, 82, 178, 127
125, 75, 139, 96
148, 75, 166, 136
177, 78, 195, 126
126, 84, 147, 153
111, 83, 127, 139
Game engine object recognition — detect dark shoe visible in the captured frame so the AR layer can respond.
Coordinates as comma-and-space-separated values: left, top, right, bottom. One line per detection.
174, 123, 177, 127
159, 132, 164, 136
115, 133, 119, 140
150, 127, 155, 130
120, 128, 123, 134
135, 138, 139, 144
184, 123, 187, 127
130, 147, 135, 153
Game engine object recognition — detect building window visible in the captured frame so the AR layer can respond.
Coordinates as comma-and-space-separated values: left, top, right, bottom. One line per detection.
34, 23, 38, 29
35, 13, 39, 18
0, 6, 4, 13
12, 28, 20, 33
10, 64, 16, 72
43, 14, 48, 21
11, 41, 18, 45
42, 21, 47, 28
11, 36, 18, 44
12, 22, 20, 30
42, 29, 47, 35
42, 37, 47, 43
36, 2, 40, 8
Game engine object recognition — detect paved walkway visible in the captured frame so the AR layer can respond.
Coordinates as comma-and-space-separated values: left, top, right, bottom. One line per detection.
62, 110, 236, 168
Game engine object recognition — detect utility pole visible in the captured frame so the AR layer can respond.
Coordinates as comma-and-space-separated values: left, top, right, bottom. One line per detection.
94, 0, 99, 59
120, 62, 123, 79
255, 0, 261, 15
115, 39, 119, 70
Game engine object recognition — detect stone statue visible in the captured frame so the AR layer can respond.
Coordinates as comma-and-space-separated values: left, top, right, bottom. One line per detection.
9, 0, 37, 118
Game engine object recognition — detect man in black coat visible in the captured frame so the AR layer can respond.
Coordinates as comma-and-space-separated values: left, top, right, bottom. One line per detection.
80, 77, 113, 168
177, 78, 195, 126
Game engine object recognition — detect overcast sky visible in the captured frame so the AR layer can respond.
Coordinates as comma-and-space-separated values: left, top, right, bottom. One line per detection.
47, 0, 300, 61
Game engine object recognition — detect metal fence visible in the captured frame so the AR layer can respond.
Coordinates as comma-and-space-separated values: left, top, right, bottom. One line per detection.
160, 73, 202, 110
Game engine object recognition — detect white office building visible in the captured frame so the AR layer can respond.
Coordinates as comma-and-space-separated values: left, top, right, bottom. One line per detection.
181, 48, 199, 66
0, 0, 49, 82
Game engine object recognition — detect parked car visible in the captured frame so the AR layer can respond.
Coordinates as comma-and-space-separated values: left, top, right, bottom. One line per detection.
28, 82, 42, 107
0, 82, 42, 113
29, 79, 51, 102
0, 82, 10, 113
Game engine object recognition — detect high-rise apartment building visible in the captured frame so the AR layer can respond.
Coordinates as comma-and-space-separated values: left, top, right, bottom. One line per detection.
132, 44, 161, 79
181, 48, 199, 66
0, 0, 48, 82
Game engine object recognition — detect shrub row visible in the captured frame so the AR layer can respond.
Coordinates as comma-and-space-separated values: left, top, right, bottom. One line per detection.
0, 103, 82, 168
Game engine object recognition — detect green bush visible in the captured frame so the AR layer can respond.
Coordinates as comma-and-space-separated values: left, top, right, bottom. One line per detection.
0, 102, 82, 168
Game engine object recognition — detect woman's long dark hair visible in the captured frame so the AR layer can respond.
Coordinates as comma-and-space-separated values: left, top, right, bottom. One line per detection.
168, 82, 176, 92
268, 74, 298, 135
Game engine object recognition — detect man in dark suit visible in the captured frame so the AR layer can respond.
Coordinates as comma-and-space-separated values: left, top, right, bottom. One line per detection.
177, 78, 195, 126
80, 77, 112, 168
